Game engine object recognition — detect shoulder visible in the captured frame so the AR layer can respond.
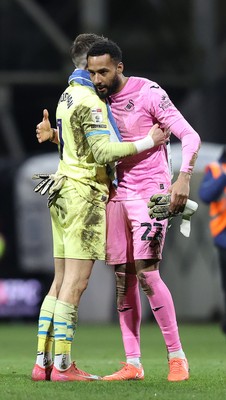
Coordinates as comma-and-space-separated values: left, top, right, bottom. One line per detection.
132, 77, 168, 104
69, 84, 107, 111
129, 76, 163, 91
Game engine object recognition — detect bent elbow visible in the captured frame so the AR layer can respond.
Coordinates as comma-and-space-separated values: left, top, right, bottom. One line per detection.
93, 153, 108, 164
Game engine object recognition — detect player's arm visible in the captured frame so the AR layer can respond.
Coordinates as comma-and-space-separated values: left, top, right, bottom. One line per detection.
36, 109, 59, 144
86, 124, 167, 164
170, 118, 201, 175
148, 85, 201, 176
84, 96, 167, 163
147, 85, 201, 213
167, 118, 201, 213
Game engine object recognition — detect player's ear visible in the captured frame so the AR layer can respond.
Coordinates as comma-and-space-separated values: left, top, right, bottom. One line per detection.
117, 62, 124, 74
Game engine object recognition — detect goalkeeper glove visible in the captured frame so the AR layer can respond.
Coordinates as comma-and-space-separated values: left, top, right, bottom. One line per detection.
147, 193, 198, 237
32, 174, 55, 195
32, 173, 66, 207
147, 193, 172, 221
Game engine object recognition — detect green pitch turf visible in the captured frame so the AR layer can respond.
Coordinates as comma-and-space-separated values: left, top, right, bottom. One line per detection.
0, 322, 225, 400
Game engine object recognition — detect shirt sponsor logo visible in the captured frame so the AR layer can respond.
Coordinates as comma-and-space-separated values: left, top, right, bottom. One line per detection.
124, 99, 135, 111
159, 95, 172, 111
90, 124, 107, 129
91, 108, 103, 123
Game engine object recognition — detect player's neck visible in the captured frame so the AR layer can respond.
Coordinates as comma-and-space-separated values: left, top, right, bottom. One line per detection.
115, 76, 129, 94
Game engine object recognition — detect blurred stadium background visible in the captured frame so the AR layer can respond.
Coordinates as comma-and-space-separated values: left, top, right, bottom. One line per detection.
0, 0, 226, 324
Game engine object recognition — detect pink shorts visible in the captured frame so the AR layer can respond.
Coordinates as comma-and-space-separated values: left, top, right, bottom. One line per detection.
106, 198, 168, 265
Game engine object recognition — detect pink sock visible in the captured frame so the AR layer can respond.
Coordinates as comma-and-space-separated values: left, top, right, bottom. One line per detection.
139, 270, 182, 352
116, 272, 141, 358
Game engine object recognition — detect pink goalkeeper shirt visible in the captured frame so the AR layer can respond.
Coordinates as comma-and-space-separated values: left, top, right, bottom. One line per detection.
108, 76, 201, 200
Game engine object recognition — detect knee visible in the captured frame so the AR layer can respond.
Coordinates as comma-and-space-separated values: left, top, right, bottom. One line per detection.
65, 277, 89, 302
137, 270, 160, 296
76, 278, 89, 296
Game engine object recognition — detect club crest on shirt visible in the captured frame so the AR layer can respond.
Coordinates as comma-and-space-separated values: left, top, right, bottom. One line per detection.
159, 95, 172, 111
91, 108, 103, 123
124, 99, 135, 112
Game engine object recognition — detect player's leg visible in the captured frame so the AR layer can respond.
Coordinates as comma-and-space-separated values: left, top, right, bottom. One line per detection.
133, 198, 189, 381
53, 259, 94, 370
102, 263, 144, 381
51, 187, 104, 381
51, 259, 101, 381
31, 205, 65, 381
103, 201, 143, 381
136, 262, 189, 381
115, 264, 141, 364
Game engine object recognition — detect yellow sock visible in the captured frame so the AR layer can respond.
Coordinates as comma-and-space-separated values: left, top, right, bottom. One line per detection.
55, 339, 71, 356
54, 300, 78, 370
36, 295, 56, 367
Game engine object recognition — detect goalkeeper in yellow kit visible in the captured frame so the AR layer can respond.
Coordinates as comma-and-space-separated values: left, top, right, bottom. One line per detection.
31, 33, 167, 382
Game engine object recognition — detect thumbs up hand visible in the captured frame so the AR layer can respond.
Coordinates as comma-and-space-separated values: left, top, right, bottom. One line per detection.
36, 109, 57, 143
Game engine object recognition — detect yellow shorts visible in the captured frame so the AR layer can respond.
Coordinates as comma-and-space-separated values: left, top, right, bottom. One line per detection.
50, 182, 106, 260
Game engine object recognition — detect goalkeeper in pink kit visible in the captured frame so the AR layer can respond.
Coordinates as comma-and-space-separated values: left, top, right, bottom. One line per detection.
87, 39, 201, 381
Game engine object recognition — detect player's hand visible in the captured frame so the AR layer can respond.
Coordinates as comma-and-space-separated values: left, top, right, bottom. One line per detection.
36, 109, 53, 143
148, 124, 169, 146
168, 172, 190, 214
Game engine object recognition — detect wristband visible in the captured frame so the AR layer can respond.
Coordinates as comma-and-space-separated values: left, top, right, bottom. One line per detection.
134, 136, 154, 153
49, 128, 56, 142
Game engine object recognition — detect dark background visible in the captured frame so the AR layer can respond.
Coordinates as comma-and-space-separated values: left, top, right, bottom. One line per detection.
1, 0, 226, 159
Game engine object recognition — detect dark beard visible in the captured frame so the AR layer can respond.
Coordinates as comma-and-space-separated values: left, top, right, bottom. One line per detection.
95, 75, 120, 99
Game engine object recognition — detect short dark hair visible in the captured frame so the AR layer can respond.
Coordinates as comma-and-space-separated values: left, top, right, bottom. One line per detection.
87, 39, 122, 64
70, 33, 106, 68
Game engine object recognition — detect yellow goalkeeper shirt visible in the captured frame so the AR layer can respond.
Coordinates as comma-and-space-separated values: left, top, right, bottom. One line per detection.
55, 73, 136, 207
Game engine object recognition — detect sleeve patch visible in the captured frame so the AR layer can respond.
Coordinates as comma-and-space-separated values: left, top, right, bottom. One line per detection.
158, 95, 172, 111
90, 124, 108, 129
91, 108, 103, 123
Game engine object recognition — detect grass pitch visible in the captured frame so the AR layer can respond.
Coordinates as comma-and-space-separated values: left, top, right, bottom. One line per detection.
0, 322, 225, 400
